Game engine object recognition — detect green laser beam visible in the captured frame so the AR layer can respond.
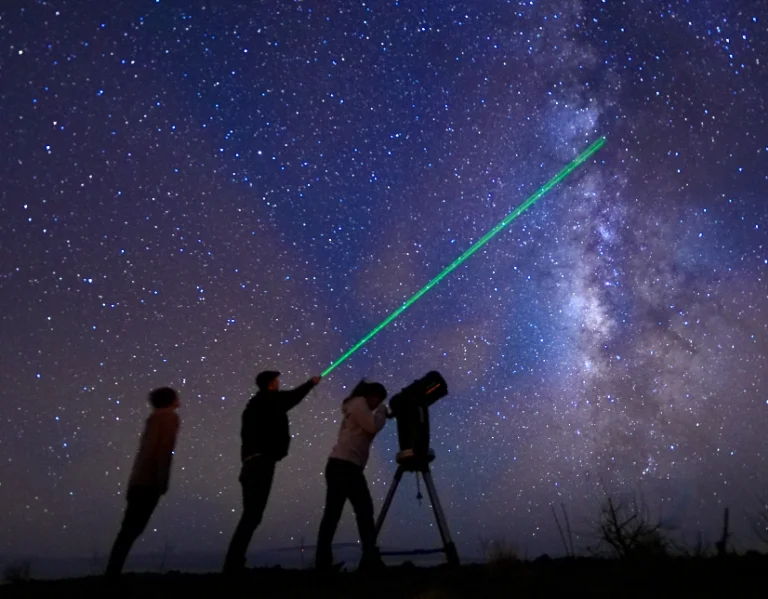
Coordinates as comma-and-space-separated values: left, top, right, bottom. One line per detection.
322, 136, 606, 377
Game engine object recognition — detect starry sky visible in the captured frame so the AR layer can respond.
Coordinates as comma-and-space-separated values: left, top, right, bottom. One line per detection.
1, 0, 767, 569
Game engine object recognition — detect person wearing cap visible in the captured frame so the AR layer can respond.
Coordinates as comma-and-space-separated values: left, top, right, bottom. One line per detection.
315, 380, 389, 572
223, 370, 321, 574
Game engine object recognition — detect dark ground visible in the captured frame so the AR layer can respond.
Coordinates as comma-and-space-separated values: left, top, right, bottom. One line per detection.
3, 555, 768, 598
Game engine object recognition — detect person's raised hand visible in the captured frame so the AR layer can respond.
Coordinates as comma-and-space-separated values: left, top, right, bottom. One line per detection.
311, 375, 322, 385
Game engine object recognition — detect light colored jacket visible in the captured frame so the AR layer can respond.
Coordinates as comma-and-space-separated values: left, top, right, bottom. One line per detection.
329, 397, 387, 468
128, 409, 180, 494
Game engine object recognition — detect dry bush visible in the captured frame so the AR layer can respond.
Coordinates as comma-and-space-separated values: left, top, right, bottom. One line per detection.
590, 496, 670, 559
479, 536, 522, 569
751, 496, 768, 548
3, 559, 32, 584
674, 531, 712, 558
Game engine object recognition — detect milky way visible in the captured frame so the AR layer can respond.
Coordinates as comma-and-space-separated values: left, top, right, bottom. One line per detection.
1, 0, 766, 568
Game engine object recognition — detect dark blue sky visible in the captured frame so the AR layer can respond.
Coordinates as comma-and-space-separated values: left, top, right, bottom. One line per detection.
1, 0, 766, 570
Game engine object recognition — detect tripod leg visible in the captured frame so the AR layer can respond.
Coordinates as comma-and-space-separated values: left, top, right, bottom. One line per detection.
375, 465, 404, 539
421, 467, 460, 567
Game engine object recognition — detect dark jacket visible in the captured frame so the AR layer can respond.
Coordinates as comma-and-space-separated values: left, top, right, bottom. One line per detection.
240, 380, 315, 462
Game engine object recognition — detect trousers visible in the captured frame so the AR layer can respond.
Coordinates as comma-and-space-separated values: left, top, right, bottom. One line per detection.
223, 456, 276, 572
316, 458, 379, 567
105, 486, 161, 578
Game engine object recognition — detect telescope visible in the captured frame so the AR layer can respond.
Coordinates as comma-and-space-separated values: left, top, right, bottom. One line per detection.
388, 370, 448, 461
376, 370, 458, 566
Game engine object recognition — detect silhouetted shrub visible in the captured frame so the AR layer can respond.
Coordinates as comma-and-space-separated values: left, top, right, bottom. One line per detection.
591, 496, 669, 559
751, 496, 768, 547
479, 536, 522, 570
3, 559, 32, 584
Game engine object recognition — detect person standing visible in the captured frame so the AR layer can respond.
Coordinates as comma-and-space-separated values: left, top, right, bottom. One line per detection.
105, 387, 181, 579
223, 370, 321, 574
315, 381, 389, 572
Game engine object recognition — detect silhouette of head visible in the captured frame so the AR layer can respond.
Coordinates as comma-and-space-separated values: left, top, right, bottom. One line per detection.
365, 382, 387, 402
349, 380, 387, 409
149, 387, 179, 409
256, 370, 281, 391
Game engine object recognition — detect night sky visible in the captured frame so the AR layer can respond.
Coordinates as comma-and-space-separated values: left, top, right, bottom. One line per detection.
1, 0, 767, 569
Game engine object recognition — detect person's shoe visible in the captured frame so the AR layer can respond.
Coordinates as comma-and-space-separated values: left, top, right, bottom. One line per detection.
100, 574, 119, 593
357, 552, 386, 573
100, 574, 131, 598
315, 561, 344, 574
222, 559, 246, 578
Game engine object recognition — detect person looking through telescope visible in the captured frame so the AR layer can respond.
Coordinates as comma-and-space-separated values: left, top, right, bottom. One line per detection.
315, 380, 389, 572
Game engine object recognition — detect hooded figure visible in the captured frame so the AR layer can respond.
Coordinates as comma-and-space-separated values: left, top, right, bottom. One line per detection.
106, 387, 181, 580
315, 380, 389, 572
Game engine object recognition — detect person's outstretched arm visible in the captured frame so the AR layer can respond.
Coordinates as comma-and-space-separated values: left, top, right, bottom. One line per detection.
276, 376, 320, 412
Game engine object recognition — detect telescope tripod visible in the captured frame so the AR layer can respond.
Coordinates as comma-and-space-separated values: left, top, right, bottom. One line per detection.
374, 450, 460, 567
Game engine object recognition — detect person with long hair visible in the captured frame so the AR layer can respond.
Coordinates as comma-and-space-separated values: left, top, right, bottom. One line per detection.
315, 380, 389, 572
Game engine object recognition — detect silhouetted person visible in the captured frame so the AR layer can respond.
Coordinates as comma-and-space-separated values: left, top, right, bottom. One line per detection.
223, 370, 321, 574
105, 387, 181, 579
316, 381, 388, 572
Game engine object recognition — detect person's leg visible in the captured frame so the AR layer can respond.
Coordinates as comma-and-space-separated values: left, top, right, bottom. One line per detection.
315, 459, 349, 569
223, 458, 276, 573
346, 466, 383, 570
105, 487, 161, 578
